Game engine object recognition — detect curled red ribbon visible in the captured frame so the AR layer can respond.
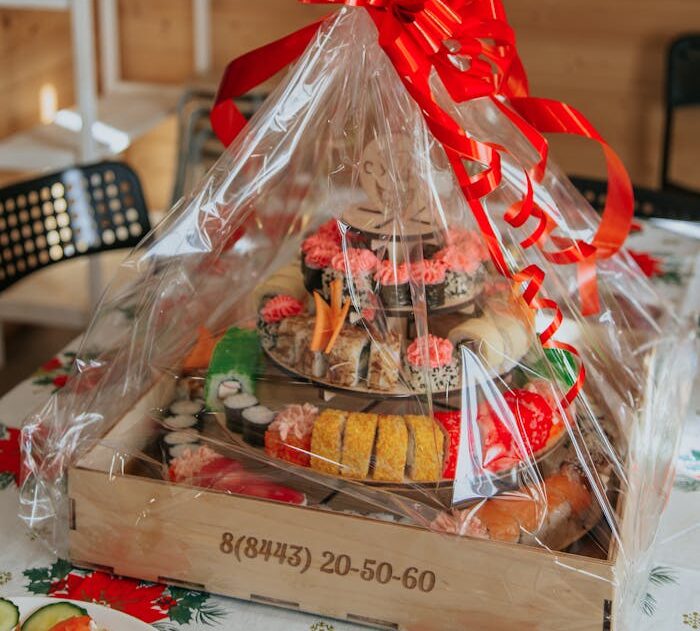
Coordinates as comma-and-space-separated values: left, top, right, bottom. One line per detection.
210, 0, 634, 406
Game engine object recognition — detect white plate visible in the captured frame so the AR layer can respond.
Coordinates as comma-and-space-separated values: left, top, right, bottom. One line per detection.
6, 596, 153, 630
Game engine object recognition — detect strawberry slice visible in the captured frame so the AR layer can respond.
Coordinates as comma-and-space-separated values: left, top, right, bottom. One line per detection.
504, 389, 553, 454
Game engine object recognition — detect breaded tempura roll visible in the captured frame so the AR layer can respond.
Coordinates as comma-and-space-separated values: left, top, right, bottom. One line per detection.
405, 415, 445, 481
340, 412, 378, 478
310, 408, 347, 475
372, 415, 408, 482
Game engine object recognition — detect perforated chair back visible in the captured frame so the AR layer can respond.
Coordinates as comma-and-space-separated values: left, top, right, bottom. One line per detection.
661, 34, 700, 193
570, 176, 700, 222
0, 161, 150, 292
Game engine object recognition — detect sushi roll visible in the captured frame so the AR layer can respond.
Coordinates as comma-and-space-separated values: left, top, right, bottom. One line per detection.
367, 333, 401, 391
374, 260, 411, 308
163, 414, 201, 431
274, 315, 314, 367
224, 393, 258, 433
169, 398, 205, 418
168, 443, 200, 460
302, 236, 340, 294
217, 378, 241, 400
242, 405, 276, 447
258, 294, 305, 350
405, 415, 445, 482
340, 412, 378, 478
160, 429, 201, 462
372, 415, 408, 482
409, 260, 446, 308
326, 326, 370, 387
321, 248, 378, 307
405, 335, 460, 393
433, 243, 486, 300
204, 327, 261, 412
310, 408, 347, 475
264, 403, 318, 467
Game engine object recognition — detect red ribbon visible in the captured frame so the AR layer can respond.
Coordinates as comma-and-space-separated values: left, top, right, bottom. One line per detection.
210, 0, 634, 407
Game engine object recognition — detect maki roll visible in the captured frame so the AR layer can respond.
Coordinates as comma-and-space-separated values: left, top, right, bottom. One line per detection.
274, 315, 314, 368
242, 405, 276, 447
163, 414, 201, 431
326, 325, 370, 387
310, 408, 347, 475
405, 334, 460, 393
168, 443, 200, 460
372, 415, 408, 482
258, 294, 305, 350
224, 393, 258, 433
374, 260, 411, 308
161, 429, 201, 462
367, 333, 401, 391
204, 327, 261, 412
409, 260, 446, 308
169, 398, 205, 418
340, 412, 378, 478
302, 240, 340, 294
217, 378, 241, 400
321, 248, 378, 307
405, 415, 445, 482
264, 403, 318, 467
433, 242, 486, 301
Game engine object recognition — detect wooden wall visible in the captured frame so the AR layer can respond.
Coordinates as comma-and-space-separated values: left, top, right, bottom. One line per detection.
1, 0, 699, 204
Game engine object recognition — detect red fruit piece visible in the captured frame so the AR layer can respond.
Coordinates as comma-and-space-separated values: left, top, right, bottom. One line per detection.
504, 389, 553, 454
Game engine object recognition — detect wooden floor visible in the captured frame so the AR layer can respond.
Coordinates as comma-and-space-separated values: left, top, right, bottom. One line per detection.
0, 323, 76, 396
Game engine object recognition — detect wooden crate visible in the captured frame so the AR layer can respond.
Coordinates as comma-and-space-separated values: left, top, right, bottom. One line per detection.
68, 380, 620, 631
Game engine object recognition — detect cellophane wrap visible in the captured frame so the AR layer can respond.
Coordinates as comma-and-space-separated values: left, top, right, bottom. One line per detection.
19, 8, 696, 630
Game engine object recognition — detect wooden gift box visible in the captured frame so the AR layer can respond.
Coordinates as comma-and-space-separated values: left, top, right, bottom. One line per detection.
67, 379, 621, 631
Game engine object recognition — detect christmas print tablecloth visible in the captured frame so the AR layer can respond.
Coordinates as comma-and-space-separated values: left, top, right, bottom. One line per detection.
0, 220, 698, 631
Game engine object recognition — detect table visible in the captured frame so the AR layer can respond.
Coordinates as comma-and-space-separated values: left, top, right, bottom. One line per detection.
0, 220, 698, 631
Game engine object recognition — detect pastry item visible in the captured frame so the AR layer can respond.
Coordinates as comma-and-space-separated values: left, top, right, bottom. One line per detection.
375, 260, 410, 308
258, 294, 305, 350
372, 415, 408, 482
204, 327, 261, 412
326, 326, 370, 387
242, 405, 276, 447
264, 403, 318, 467
367, 333, 401, 391
409, 260, 446, 308
224, 393, 258, 433
405, 415, 445, 481
405, 334, 460, 393
310, 408, 347, 475
274, 315, 314, 367
340, 412, 378, 478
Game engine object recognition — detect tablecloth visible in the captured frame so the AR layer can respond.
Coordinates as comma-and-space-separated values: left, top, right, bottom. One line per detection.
0, 220, 698, 631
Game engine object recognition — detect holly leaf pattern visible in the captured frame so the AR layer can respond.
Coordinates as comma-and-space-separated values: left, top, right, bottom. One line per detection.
24, 559, 73, 594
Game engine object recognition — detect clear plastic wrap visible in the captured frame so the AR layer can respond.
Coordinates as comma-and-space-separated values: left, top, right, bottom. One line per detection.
19, 6, 697, 630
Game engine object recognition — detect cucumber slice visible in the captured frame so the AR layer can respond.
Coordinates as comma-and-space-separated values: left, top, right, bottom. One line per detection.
0, 598, 20, 631
21, 602, 88, 631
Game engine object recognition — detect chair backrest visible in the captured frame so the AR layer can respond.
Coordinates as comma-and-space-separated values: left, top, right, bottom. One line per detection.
661, 34, 700, 191
570, 175, 700, 222
170, 89, 267, 206
0, 161, 150, 292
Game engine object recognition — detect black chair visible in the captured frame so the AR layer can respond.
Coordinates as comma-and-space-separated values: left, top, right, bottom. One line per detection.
570, 176, 700, 222
661, 34, 700, 194
0, 161, 151, 292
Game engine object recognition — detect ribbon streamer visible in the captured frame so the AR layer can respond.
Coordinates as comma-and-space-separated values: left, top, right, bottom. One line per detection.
210, 0, 635, 406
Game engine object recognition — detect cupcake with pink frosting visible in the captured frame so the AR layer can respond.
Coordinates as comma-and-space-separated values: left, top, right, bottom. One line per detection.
322, 247, 378, 307
258, 294, 305, 350
435, 230, 487, 300
405, 334, 460, 392
375, 260, 411, 308
410, 259, 447, 309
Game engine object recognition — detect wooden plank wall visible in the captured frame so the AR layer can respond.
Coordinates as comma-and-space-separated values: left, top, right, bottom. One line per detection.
1, 0, 699, 204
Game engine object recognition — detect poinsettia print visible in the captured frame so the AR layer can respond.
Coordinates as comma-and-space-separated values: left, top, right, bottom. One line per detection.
25, 560, 225, 628
32, 351, 76, 391
0, 422, 20, 489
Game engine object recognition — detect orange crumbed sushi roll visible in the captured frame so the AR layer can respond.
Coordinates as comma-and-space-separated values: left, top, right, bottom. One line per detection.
372, 415, 408, 482
310, 409, 347, 475
405, 415, 444, 481
340, 412, 378, 478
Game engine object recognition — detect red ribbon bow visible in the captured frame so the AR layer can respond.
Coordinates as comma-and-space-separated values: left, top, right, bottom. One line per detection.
210, 0, 635, 406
